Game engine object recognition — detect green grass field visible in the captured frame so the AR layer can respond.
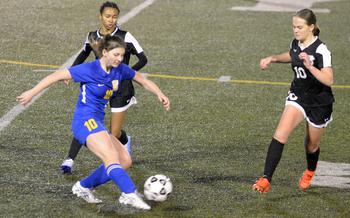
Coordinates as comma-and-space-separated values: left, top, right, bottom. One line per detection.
1, 0, 350, 217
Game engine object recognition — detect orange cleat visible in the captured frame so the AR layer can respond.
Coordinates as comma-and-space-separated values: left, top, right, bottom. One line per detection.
252, 177, 270, 193
299, 169, 315, 190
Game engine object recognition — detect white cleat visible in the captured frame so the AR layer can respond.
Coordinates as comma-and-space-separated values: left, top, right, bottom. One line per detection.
72, 181, 102, 204
119, 192, 151, 210
60, 158, 74, 174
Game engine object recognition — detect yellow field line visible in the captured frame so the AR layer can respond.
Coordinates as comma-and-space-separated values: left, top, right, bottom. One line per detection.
0, 59, 59, 69
147, 73, 217, 81
148, 73, 350, 89
1, 59, 350, 89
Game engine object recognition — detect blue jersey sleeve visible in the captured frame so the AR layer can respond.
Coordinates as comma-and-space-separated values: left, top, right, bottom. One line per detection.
69, 61, 97, 83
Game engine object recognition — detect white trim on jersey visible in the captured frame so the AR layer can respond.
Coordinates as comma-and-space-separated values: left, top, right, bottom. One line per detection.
83, 32, 91, 51
82, 84, 87, 103
285, 100, 333, 128
96, 27, 119, 38
298, 36, 318, 50
316, 43, 332, 68
110, 96, 137, 113
125, 32, 144, 54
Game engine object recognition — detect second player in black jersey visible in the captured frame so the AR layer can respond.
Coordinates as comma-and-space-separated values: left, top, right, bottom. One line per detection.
60, 1, 147, 173
253, 9, 334, 193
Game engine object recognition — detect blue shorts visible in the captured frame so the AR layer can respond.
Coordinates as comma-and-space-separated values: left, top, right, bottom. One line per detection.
71, 117, 108, 145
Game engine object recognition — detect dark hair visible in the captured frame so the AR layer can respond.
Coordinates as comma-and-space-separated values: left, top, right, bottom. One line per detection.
295, 8, 320, 36
96, 35, 126, 56
100, 1, 120, 15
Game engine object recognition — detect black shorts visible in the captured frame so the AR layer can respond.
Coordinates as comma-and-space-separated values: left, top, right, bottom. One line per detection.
109, 80, 137, 112
285, 92, 333, 128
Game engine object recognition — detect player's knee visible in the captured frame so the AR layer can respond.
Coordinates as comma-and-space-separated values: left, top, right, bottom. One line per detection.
121, 155, 132, 170
273, 132, 288, 144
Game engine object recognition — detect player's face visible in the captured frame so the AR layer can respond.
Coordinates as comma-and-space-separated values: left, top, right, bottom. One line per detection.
105, 47, 125, 67
100, 7, 118, 30
292, 16, 314, 42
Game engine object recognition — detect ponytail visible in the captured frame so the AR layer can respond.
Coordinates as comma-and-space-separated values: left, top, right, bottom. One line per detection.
88, 35, 126, 58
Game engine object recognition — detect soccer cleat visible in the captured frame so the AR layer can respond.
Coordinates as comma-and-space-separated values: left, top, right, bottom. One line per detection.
299, 169, 315, 190
119, 192, 151, 210
60, 158, 74, 174
124, 135, 132, 155
252, 177, 270, 193
72, 181, 102, 203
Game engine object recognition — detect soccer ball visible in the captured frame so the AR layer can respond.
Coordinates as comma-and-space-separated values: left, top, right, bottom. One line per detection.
143, 174, 173, 202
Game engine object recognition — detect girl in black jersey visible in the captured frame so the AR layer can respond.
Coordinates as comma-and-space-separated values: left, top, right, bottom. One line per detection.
252, 9, 334, 193
61, 1, 147, 173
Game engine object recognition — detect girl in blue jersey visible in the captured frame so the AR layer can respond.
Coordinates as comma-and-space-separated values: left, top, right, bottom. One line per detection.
61, 1, 149, 174
252, 9, 334, 193
17, 35, 170, 210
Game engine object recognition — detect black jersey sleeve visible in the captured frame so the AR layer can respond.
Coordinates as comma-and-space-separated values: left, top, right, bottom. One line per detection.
72, 45, 92, 66
71, 32, 95, 66
131, 51, 148, 71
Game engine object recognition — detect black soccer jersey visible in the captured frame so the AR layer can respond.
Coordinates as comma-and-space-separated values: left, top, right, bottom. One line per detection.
72, 27, 148, 100
72, 27, 145, 67
289, 37, 334, 107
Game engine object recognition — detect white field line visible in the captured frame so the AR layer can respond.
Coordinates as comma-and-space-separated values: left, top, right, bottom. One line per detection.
0, 0, 156, 134
218, 76, 231, 82
230, 0, 336, 13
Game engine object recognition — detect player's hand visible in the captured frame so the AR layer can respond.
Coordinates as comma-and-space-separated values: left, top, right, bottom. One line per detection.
260, 56, 273, 70
299, 52, 312, 69
158, 94, 170, 111
64, 79, 71, 85
16, 90, 34, 106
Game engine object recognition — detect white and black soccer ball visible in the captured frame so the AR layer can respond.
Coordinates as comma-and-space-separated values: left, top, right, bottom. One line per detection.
143, 174, 173, 202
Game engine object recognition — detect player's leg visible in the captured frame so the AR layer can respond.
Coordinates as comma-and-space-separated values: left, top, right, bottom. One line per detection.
110, 95, 137, 155
253, 105, 304, 193
299, 104, 332, 190
110, 80, 137, 155
83, 131, 149, 209
60, 137, 83, 174
299, 124, 324, 190
76, 134, 133, 191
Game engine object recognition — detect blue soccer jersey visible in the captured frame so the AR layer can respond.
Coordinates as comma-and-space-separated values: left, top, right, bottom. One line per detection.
69, 60, 135, 144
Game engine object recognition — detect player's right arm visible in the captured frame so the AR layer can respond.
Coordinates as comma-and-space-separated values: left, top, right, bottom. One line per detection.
260, 52, 291, 70
72, 32, 94, 66
17, 70, 72, 106
65, 33, 93, 85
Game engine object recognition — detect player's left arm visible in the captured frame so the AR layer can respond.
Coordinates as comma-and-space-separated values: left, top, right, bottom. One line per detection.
125, 32, 148, 71
132, 72, 170, 111
131, 52, 148, 71
299, 52, 334, 87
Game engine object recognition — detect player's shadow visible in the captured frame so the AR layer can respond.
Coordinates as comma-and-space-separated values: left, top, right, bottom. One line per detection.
97, 202, 148, 215
192, 174, 253, 184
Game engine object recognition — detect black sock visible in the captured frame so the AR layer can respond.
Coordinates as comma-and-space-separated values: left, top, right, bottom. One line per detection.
263, 138, 285, 182
306, 148, 320, 171
67, 138, 83, 160
118, 130, 128, 145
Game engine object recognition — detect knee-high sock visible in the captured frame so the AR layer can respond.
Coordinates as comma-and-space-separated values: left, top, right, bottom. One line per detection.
119, 130, 128, 145
263, 138, 285, 182
306, 148, 320, 171
67, 137, 83, 160
106, 164, 136, 194
80, 164, 110, 189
